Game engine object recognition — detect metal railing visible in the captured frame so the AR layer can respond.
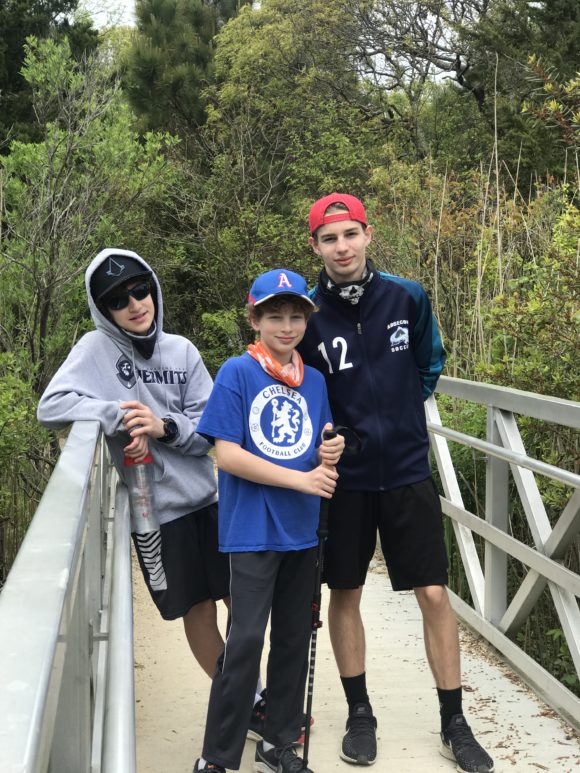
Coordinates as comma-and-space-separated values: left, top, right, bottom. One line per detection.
0, 378, 579, 768
428, 376, 580, 729
0, 421, 135, 773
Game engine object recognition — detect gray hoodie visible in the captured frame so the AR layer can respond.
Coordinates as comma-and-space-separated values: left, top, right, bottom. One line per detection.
37, 248, 217, 524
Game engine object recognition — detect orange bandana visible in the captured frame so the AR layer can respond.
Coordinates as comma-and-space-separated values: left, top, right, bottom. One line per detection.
247, 341, 304, 387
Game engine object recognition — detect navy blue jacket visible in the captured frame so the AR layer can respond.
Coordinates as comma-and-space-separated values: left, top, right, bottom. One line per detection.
298, 268, 446, 491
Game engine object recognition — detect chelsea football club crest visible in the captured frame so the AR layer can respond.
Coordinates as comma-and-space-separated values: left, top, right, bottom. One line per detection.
249, 385, 313, 459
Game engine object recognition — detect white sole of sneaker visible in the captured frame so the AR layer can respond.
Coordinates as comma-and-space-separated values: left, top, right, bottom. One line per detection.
439, 741, 455, 761
253, 762, 275, 773
339, 750, 376, 766
439, 741, 495, 773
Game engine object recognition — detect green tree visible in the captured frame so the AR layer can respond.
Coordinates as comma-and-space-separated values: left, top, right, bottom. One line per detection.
523, 62, 580, 151
0, 353, 51, 585
481, 197, 580, 400
124, 0, 251, 135
454, 0, 580, 175
0, 0, 97, 147
162, 0, 380, 345
0, 36, 178, 394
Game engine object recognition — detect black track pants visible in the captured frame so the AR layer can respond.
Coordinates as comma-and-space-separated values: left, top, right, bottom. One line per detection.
202, 547, 317, 769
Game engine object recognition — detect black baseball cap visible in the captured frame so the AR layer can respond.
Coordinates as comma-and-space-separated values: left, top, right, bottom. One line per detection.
90, 255, 152, 301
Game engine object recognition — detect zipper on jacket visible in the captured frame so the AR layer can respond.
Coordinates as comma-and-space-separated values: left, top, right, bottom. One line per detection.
357, 321, 362, 335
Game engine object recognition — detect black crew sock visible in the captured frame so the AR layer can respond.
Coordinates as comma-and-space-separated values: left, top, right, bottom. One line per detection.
437, 686, 463, 731
341, 673, 371, 713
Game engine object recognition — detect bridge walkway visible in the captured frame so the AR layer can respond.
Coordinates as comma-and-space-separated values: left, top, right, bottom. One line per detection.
134, 554, 580, 773
2, 377, 579, 772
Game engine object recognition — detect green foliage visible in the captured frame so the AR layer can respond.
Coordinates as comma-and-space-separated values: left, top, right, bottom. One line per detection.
0, 0, 98, 147
454, 0, 580, 176
480, 198, 579, 400
419, 82, 493, 171
545, 629, 578, 688
0, 36, 179, 393
517, 621, 579, 692
124, 0, 251, 135
0, 354, 43, 459
0, 353, 51, 584
523, 61, 580, 150
199, 309, 245, 376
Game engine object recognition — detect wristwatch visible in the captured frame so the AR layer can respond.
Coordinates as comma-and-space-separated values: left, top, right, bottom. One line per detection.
158, 417, 179, 444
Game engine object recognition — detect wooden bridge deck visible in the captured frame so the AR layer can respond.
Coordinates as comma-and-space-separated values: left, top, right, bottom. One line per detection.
134, 555, 580, 773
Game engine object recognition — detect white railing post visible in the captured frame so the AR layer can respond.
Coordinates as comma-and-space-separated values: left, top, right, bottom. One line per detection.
425, 395, 484, 613
484, 407, 509, 625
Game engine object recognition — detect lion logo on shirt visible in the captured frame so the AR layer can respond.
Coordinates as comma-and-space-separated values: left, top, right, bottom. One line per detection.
271, 399, 300, 443
249, 385, 313, 459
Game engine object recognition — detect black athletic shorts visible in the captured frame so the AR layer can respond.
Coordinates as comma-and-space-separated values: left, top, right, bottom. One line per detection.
322, 477, 449, 591
133, 503, 230, 620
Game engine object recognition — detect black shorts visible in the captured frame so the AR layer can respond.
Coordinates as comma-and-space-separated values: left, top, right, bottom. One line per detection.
133, 503, 230, 620
322, 478, 448, 591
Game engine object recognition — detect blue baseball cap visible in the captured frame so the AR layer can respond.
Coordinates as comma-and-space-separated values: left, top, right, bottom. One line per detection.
248, 269, 315, 307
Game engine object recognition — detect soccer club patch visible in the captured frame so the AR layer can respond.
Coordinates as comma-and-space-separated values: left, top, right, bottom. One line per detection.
116, 355, 137, 389
388, 323, 409, 352
249, 385, 313, 460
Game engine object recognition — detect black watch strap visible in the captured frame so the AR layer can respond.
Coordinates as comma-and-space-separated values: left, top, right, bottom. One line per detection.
159, 417, 179, 443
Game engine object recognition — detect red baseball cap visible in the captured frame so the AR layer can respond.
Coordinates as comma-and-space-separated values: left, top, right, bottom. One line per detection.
308, 193, 367, 235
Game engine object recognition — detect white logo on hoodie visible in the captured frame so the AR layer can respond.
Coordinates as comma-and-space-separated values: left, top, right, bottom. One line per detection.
116, 356, 136, 388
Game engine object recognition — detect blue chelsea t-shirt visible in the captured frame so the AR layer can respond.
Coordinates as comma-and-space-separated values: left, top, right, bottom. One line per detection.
197, 353, 333, 552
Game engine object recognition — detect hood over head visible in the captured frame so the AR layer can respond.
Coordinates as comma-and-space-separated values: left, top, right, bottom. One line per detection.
85, 248, 164, 357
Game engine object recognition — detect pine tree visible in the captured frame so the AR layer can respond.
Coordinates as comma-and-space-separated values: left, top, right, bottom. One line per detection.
124, 0, 251, 135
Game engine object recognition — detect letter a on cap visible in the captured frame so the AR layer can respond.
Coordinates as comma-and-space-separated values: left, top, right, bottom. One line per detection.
278, 272, 292, 289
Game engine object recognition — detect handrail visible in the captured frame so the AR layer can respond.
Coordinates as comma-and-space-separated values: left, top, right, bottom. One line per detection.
438, 375, 580, 428
0, 421, 135, 773
426, 422, 580, 489
0, 421, 98, 772
102, 484, 136, 771
429, 377, 580, 729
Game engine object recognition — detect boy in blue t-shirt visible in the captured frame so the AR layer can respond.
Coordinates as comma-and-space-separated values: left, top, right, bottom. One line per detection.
193, 268, 344, 773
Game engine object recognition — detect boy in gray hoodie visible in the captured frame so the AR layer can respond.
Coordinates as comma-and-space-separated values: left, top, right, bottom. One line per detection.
37, 248, 230, 676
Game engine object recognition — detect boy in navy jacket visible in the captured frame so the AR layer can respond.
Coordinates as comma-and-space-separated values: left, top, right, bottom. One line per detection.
298, 194, 494, 773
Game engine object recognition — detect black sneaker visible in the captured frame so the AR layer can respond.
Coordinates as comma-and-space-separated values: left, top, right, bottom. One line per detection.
440, 714, 494, 772
253, 741, 314, 773
247, 689, 313, 744
193, 759, 225, 773
340, 702, 377, 766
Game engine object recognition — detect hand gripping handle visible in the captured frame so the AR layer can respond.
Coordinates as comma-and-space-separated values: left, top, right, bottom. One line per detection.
318, 428, 337, 538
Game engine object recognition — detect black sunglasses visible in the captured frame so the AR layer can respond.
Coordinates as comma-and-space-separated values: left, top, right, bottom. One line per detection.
104, 281, 152, 311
